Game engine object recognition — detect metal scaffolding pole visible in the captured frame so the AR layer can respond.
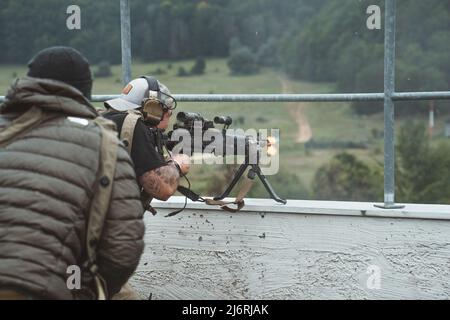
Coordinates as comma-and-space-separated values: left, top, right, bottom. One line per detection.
376, 0, 404, 209
3, 92, 450, 104
120, 0, 132, 86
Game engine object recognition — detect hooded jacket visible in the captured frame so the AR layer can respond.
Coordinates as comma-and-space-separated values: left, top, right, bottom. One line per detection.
0, 77, 145, 299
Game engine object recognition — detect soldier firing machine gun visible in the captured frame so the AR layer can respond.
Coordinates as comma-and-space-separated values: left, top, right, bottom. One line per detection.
164, 112, 287, 206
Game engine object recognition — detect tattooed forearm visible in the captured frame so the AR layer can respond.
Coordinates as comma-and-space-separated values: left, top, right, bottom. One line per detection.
140, 172, 162, 196
155, 164, 180, 186
139, 163, 180, 201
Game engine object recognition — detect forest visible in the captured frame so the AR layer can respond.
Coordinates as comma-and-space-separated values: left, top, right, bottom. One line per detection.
1, 0, 448, 101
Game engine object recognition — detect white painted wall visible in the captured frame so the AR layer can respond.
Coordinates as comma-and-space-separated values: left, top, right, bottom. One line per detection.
130, 198, 450, 300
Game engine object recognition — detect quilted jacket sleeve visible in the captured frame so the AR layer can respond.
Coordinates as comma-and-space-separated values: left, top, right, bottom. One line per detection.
96, 144, 145, 297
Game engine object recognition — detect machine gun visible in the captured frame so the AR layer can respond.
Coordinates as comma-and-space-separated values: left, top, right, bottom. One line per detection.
164, 112, 287, 205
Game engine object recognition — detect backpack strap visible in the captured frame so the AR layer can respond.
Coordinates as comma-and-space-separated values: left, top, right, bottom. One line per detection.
120, 110, 143, 154
84, 116, 119, 300
0, 106, 58, 148
118, 111, 158, 214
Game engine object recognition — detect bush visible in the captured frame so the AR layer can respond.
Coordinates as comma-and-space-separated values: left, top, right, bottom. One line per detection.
305, 139, 368, 150
312, 152, 383, 202
190, 57, 206, 75
235, 116, 245, 125
177, 66, 189, 77
396, 121, 450, 204
150, 67, 166, 76
247, 168, 309, 200
255, 116, 268, 123
227, 46, 259, 75
94, 61, 112, 78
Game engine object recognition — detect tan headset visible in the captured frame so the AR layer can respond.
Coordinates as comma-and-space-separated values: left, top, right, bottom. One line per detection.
141, 76, 176, 126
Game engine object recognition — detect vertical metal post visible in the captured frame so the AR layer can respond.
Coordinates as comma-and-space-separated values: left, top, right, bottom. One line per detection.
376, 0, 404, 209
120, 0, 132, 85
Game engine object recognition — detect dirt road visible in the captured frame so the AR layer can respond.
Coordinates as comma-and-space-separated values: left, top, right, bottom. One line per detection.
280, 77, 313, 143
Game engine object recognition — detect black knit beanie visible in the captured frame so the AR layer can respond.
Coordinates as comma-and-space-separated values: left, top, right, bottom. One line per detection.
27, 46, 93, 100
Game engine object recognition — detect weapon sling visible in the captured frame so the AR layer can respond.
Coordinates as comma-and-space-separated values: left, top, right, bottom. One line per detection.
172, 173, 254, 216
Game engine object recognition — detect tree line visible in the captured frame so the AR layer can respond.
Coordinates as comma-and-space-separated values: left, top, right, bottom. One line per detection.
279, 0, 450, 116
0, 0, 323, 64
313, 122, 450, 204
1, 1, 448, 108
0, 0, 448, 116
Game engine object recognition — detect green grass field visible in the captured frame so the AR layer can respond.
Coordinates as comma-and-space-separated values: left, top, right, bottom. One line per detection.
1, 58, 443, 200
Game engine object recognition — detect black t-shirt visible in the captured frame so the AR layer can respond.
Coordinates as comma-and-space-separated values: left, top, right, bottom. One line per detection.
103, 111, 166, 178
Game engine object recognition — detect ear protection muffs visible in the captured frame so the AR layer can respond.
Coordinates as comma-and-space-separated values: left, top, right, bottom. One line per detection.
141, 76, 166, 126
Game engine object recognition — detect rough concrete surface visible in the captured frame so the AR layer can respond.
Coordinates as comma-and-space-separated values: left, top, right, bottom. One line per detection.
130, 200, 450, 300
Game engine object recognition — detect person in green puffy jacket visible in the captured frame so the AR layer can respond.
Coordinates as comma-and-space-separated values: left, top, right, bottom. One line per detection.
0, 47, 145, 300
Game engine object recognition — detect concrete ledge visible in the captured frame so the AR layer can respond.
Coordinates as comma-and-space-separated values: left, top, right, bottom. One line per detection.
151, 197, 450, 221
133, 199, 450, 299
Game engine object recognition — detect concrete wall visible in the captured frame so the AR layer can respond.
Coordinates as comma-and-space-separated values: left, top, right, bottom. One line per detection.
130, 198, 450, 300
